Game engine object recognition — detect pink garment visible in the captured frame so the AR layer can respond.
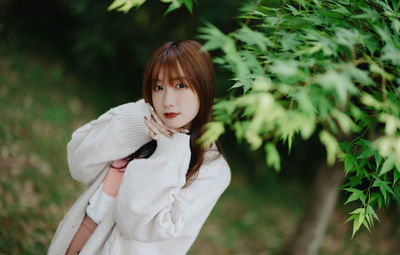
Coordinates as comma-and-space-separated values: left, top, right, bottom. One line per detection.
104, 155, 144, 197
111, 158, 130, 169
102, 159, 128, 197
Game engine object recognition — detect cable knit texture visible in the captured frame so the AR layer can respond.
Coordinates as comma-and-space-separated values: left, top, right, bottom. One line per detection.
47, 99, 231, 255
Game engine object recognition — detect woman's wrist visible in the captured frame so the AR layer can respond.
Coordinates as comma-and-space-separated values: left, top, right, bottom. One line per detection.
150, 133, 191, 162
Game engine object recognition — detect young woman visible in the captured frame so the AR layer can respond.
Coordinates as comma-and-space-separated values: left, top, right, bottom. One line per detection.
47, 40, 231, 255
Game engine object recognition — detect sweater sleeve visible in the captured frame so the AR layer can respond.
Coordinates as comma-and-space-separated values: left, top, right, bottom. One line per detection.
114, 134, 231, 242
67, 99, 152, 186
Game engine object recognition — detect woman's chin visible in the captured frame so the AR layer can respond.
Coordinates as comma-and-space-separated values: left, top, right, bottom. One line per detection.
164, 122, 181, 130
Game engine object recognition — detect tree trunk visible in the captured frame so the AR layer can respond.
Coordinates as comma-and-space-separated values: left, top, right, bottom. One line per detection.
284, 160, 345, 255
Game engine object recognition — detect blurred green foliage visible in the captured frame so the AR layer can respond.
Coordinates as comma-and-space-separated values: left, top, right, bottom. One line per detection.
108, 0, 195, 15
0, 0, 240, 103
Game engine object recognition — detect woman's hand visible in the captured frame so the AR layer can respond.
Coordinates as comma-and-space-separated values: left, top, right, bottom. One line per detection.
144, 108, 189, 140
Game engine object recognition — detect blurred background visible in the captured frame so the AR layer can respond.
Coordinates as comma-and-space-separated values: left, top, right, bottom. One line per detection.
0, 0, 399, 254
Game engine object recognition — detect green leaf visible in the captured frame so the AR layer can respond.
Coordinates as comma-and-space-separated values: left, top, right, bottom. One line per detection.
362, 219, 372, 233
339, 141, 353, 153
379, 155, 395, 176
234, 26, 273, 52
265, 142, 281, 172
241, 51, 264, 75
197, 121, 225, 148
233, 120, 249, 143
269, 60, 299, 77
363, 35, 379, 55
393, 0, 400, 12
394, 169, 400, 186
344, 213, 357, 224
344, 153, 357, 175
374, 151, 383, 171
391, 17, 400, 34
369, 62, 394, 81
292, 88, 316, 115
108, 0, 146, 13
381, 43, 400, 65
356, 148, 375, 160
163, 0, 183, 16
379, 114, 400, 136
182, 0, 193, 13
348, 207, 365, 238
251, 76, 273, 92
366, 204, 380, 222
372, 25, 392, 44
372, 178, 395, 204
344, 188, 366, 205
317, 70, 358, 104
281, 32, 301, 52
360, 92, 385, 110
199, 23, 245, 78
330, 108, 359, 134
355, 139, 375, 159
370, 192, 384, 209
345, 65, 375, 87
286, 4, 301, 16
331, 3, 351, 16
335, 27, 362, 50
354, 7, 381, 22
245, 130, 263, 150
319, 130, 340, 166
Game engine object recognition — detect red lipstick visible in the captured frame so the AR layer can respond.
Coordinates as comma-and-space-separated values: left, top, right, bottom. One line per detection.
164, 112, 179, 119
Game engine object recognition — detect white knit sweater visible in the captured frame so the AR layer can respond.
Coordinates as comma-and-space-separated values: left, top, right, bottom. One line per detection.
47, 99, 231, 255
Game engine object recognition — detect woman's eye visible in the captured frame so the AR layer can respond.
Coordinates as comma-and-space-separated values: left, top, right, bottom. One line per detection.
154, 85, 163, 90
176, 83, 186, 89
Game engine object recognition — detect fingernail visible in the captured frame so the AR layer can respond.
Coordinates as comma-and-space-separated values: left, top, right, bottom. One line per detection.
183, 129, 190, 133
154, 135, 158, 140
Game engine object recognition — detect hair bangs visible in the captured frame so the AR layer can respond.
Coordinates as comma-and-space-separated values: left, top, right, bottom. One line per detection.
150, 49, 196, 91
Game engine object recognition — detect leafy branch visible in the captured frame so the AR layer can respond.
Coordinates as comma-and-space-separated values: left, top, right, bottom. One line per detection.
198, 0, 400, 236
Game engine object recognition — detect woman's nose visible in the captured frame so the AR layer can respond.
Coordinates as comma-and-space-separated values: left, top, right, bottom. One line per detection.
163, 88, 176, 107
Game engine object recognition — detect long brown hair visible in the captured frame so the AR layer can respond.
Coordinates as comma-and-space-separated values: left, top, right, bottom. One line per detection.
142, 40, 226, 188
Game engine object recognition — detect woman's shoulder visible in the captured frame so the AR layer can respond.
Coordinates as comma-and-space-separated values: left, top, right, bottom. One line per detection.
100, 98, 151, 123
112, 98, 149, 113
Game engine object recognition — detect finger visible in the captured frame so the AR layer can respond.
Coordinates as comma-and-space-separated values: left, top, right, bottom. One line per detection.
150, 115, 172, 137
150, 109, 167, 129
144, 116, 160, 139
150, 110, 181, 136
147, 126, 158, 140
178, 128, 190, 134
150, 108, 164, 126
150, 110, 171, 134
149, 129, 158, 140
168, 128, 179, 134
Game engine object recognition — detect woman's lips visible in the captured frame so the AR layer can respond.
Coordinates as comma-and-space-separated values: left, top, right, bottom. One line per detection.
164, 113, 179, 119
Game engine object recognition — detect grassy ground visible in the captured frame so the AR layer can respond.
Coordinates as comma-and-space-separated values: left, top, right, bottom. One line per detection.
1, 42, 399, 255
0, 41, 93, 254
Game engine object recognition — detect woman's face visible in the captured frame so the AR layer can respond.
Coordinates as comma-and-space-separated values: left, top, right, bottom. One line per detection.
151, 64, 200, 130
